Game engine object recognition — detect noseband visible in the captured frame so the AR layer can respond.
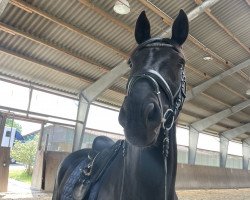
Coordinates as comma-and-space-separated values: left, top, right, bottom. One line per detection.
126, 38, 186, 200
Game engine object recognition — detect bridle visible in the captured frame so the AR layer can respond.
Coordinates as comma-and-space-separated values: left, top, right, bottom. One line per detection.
125, 38, 186, 200
127, 38, 186, 131
127, 69, 186, 131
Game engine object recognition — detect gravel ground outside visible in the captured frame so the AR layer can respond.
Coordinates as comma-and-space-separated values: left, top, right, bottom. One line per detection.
0, 178, 52, 200
0, 192, 52, 200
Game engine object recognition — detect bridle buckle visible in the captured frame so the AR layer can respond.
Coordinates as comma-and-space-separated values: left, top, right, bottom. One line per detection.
162, 109, 175, 131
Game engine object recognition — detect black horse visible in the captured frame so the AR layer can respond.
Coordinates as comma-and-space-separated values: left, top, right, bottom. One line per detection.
53, 9, 189, 200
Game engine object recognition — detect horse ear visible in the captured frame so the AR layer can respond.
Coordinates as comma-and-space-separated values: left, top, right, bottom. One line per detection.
171, 9, 189, 46
135, 11, 151, 44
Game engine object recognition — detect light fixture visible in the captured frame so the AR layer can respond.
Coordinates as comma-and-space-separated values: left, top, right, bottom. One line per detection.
246, 77, 250, 95
203, 56, 213, 61
246, 89, 250, 95
113, 0, 130, 15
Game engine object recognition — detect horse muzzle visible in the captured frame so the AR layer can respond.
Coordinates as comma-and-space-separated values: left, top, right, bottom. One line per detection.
119, 95, 162, 147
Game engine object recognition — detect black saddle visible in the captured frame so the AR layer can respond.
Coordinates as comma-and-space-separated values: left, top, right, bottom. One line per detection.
92, 136, 115, 153
52, 136, 122, 200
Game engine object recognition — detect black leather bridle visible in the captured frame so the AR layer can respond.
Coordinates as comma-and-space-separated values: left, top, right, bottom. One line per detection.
127, 69, 186, 131
126, 38, 186, 200
127, 38, 186, 131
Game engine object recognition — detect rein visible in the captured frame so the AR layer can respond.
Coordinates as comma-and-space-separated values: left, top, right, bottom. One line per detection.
125, 38, 186, 200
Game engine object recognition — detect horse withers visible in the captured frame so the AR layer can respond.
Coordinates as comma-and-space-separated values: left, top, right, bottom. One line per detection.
53, 9, 189, 200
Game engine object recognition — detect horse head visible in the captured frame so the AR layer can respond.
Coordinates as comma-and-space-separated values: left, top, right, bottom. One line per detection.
119, 10, 189, 147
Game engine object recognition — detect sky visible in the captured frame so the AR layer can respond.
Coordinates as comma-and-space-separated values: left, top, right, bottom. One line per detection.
0, 80, 242, 156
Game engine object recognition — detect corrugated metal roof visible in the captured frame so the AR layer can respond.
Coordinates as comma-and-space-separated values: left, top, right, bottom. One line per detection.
0, 0, 249, 140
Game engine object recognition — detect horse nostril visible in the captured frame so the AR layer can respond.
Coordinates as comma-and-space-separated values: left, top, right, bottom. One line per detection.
145, 103, 155, 121
144, 103, 160, 128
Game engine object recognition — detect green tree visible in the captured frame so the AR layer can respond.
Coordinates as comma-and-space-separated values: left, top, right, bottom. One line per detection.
5, 118, 22, 132
11, 136, 38, 175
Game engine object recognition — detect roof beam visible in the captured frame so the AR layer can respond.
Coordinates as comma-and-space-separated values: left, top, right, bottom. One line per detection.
12, 0, 249, 102
2, 0, 218, 96
0, 21, 127, 81
221, 123, 250, 140
195, 0, 250, 54
0, 47, 94, 83
78, 0, 132, 33
186, 63, 247, 101
139, 0, 248, 81
160, 0, 220, 37
0, 47, 126, 96
191, 99, 250, 131
0, 22, 114, 71
82, 60, 129, 102
9, 0, 246, 101
185, 59, 250, 101
80, 0, 220, 102
9, 0, 128, 59
0, 0, 9, 16
245, 0, 250, 6
244, 137, 250, 145
7, 0, 242, 113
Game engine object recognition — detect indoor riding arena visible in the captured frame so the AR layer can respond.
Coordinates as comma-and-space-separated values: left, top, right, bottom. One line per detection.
0, 0, 250, 200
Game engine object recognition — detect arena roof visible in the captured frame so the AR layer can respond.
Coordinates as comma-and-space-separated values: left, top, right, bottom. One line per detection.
0, 0, 249, 141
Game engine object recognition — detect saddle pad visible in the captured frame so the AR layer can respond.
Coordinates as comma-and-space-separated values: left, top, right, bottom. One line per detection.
61, 159, 88, 200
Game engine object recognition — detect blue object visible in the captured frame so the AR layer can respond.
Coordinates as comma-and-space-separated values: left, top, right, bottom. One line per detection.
15, 130, 24, 141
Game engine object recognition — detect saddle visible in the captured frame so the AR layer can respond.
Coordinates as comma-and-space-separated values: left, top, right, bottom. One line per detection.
72, 136, 123, 200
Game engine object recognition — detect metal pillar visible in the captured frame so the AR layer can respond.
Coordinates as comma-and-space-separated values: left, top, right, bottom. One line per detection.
221, 123, 250, 140
191, 99, 250, 132
185, 59, 250, 101
188, 127, 199, 165
38, 121, 45, 150
0, 113, 8, 192
220, 135, 229, 167
160, 0, 221, 38
242, 140, 250, 170
0, 0, 9, 16
72, 95, 90, 151
72, 61, 130, 151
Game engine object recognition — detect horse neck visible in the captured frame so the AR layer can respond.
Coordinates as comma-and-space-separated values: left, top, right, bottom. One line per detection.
121, 125, 177, 199
124, 124, 177, 182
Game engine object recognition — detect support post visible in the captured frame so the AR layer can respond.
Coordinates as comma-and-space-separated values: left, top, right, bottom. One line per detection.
185, 59, 250, 101
31, 121, 46, 190
0, 0, 9, 16
72, 95, 90, 151
188, 127, 199, 165
0, 113, 8, 192
242, 141, 250, 170
38, 121, 45, 150
191, 99, 250, 132
26, 87, 33, 117
220, 135, 229, 168
72, 61, 129, 151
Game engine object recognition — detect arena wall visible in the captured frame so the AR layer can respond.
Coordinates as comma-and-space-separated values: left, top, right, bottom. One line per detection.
176, 164, 250, 189
41, 153, 250, 192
